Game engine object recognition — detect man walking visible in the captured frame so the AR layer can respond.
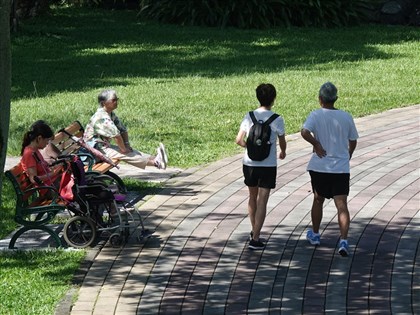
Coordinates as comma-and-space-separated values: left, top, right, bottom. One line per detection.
236, 83, 287, 250
301, 82, 358, 256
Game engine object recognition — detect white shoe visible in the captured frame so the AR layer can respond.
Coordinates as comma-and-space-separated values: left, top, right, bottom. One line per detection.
159, 143, 168, 164
156, 143, 168, 170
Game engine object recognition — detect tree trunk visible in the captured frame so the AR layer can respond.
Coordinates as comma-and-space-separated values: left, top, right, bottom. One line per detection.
15, 0, 49, 20
0, 0, 12, 207
10, 0, 18, 32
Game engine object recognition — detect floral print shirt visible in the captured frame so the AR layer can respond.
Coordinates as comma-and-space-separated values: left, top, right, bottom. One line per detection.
83, 107, 127, 147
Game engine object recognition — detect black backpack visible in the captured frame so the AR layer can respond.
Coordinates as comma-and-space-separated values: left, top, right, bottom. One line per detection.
246, 111, 279, 161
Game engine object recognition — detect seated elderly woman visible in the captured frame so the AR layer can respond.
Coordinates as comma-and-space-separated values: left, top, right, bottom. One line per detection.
83, 89, 168, 170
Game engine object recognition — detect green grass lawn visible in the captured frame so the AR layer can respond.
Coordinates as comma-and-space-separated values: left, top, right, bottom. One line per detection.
0, 174, 160, 315
0, 249, 85, 315
8, 6, 420, 168
0, 173, 84, 315
2, 5, 420, 315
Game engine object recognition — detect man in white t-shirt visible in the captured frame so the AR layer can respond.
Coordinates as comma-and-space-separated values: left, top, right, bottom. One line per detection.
236, 83, 287, 250
301, 82, 358, 257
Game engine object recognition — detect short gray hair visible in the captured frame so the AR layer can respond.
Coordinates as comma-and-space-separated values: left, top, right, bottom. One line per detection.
98, 89, 117, 106
319, 82, 338, 103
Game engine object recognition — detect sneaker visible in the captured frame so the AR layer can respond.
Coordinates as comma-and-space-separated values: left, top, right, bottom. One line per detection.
338, 240, 349, 257
156, 143, 168, 170
306, 229, 321, 245
159, 143, 168, 164
248, 239, 265, 250
249, 231, 266, 243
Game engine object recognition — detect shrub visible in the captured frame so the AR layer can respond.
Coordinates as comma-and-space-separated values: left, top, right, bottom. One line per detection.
138, 0, 375, 29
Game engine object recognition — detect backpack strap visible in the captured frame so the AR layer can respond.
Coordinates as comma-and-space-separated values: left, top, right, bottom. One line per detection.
249, 111, 279, 125
249, 111, 257, 124
264, 113, 279, 126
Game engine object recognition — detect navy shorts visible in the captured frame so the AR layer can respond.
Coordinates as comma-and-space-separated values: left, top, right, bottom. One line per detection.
309, 171, 350, 199
243, 165, 277, 189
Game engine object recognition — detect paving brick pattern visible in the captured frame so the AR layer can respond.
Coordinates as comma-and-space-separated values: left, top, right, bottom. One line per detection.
70, 105, 420, 315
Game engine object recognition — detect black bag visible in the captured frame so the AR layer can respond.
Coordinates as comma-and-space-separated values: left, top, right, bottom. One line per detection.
246, 111, 279, 161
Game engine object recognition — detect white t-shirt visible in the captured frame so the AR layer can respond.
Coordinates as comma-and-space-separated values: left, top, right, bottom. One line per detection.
302, 108, 359, 173
240, 107, 285, 167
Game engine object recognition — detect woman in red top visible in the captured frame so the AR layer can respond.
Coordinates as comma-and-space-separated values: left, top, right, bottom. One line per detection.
20, 120, 62, 186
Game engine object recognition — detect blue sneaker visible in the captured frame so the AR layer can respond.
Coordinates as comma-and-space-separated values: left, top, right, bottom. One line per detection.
338, 240, 349, 257
306, 229, 320, 245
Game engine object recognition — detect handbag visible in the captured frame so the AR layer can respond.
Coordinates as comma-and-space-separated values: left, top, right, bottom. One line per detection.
59, 165, 74, 202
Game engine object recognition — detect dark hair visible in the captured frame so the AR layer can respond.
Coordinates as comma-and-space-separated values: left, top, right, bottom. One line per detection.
20, 120, 54, 155
256, 83, 277, 107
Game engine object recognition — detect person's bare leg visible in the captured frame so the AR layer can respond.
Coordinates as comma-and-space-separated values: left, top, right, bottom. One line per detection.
147, 155, 157, 167
311, 190, 325, 234
253, 187, 270, 240
333, 195, 350, 239
248, 186, 258, 235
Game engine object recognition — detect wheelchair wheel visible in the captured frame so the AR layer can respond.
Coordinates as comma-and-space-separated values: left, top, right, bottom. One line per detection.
137, 229, 153, 243
110, 233, 124, 247
63, 216, 97, 248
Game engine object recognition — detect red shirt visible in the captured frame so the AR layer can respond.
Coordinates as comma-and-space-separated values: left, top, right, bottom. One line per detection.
21, 146, 54, 186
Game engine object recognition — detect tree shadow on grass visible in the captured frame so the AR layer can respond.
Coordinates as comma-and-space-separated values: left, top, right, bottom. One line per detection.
11, 7, 420, 99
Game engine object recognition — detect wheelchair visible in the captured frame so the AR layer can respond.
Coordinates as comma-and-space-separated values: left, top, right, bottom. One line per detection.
55, 155, 151, 248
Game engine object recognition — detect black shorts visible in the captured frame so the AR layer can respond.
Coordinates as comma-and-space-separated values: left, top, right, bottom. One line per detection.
309, 171, 350, 199
243, 165, 277, 189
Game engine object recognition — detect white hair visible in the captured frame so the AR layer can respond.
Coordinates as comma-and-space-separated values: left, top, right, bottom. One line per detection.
319, 82, 338, 103
98, 89, 117, 106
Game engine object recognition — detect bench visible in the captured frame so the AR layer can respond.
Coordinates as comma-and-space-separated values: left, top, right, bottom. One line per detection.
5, 163, 67, 249
41, 121, 126, 193
40, 120, 120, 174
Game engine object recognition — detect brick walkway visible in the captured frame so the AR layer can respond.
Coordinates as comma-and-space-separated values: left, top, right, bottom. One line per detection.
66, 105, 419, 314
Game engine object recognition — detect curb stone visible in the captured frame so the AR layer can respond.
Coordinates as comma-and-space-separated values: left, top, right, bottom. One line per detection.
54, 241, 105, 315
